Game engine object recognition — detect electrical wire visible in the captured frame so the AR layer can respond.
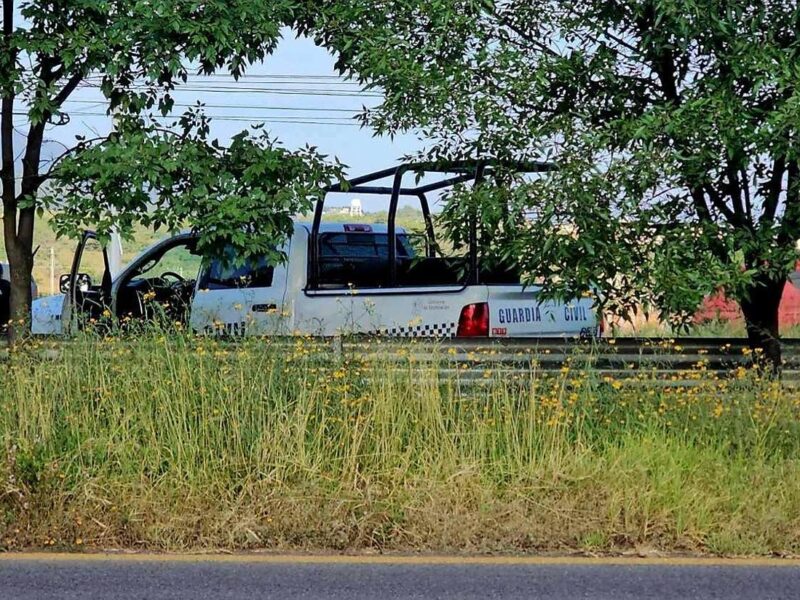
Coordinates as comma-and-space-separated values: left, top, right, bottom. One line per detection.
63, 99, 362, 114
12, 109, 365, 126
79, 80, 381, 98
112, 87, 379, 97
12, 72, 382, 128
65, 111, 363, 126
83, 73, 359, 82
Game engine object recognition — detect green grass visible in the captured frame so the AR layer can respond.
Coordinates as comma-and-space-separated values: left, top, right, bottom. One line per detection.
1, 333, 800, 556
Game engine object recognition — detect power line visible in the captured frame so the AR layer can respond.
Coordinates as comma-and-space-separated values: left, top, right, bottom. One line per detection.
63, 99, 362, 114
68, 110, 355, 121
83, 73, 350, 78
84, 76, 363, 86
80, 81, 381, 98
186, 73, 350, 79
13, 109, 366, 125
84, 73, 357, 82
138, 87, 379, 97
65, 111, 364, 126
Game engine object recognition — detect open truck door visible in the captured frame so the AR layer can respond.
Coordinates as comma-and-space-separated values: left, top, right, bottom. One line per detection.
111, 232, 201, 326
60, 231, 112, 332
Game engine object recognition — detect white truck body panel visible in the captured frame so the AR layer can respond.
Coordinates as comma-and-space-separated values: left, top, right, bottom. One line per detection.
188, 224, 596, 338
30, 293, 65, 335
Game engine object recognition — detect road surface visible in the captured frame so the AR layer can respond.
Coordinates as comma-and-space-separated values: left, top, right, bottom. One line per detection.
1, 554, 799, 599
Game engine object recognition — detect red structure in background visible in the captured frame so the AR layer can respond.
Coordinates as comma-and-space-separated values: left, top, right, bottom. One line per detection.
695, 274, 800, 327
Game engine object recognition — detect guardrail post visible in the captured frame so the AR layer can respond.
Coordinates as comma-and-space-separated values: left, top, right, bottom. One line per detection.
332, 334, 343, 363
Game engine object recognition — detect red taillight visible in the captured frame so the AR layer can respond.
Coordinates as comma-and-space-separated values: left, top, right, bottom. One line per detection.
457, 302, 489, 337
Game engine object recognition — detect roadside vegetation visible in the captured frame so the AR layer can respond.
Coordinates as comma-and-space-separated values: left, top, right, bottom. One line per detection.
613, 318, 800, 339
2, 331, 799, 556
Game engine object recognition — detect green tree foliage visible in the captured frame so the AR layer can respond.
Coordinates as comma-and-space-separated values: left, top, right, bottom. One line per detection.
1, 1, 341, 337
301, 0, 800, 365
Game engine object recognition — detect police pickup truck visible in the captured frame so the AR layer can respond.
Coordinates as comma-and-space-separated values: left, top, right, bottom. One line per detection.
32, 162, 598, 339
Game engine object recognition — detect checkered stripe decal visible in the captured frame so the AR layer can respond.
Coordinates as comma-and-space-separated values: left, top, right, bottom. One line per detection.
383, 322, 456, 338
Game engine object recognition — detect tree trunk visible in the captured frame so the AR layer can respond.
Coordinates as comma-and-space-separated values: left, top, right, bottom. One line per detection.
739, 276, 784, 374
8, 259, 33, 343
6, 250, 33, 343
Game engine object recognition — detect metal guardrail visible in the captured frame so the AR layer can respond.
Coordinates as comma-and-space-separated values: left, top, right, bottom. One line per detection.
4, 336, 798, 382
334, 337, 800, 382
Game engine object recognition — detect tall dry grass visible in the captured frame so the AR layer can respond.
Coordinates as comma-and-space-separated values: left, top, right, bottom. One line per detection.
1, 332, 800, 555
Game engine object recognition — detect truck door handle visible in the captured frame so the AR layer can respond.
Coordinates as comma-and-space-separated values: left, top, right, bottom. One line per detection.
252, 304, 277, 313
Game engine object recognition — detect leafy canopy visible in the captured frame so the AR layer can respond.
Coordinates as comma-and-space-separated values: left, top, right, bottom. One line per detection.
301, 0, 800, 322
3, 0, 342, 267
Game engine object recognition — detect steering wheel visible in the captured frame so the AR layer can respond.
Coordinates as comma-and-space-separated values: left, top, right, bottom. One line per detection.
159, 271, 185, 283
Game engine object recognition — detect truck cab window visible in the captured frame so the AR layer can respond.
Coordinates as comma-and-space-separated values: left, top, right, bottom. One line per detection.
317, 232, 414, 288
199, 253, 275, 290
316, 231, 467, 289
321, 232, 413, 258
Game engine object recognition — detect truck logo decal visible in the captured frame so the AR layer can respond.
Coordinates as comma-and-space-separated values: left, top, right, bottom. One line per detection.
498, 306, 542, 324
379, 322, 456, 338
564, 306, 589, 322
413, 299, 450, 312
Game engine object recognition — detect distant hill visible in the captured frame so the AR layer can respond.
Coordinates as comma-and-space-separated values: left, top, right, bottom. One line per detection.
301, 205, 428, 230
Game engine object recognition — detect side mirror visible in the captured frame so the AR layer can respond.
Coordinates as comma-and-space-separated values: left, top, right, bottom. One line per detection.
59, 274, 71, 294
60, 273, 92, 294
77, 273, 91, 291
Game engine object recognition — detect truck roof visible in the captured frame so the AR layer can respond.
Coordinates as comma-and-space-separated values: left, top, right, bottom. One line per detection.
295, 222, 407, 234
167, 223, 407, 237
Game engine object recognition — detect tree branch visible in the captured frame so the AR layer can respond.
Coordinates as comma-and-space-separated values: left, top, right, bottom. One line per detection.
20, 69, 84, 199
52, 70, 84, 107
652, 47, 681, 105
631, 3, 683, 105
600, 29, 641, 57
778, 159, 799, 246
705, 184, 739, 224
762, 156, 787, 224
492, 7, 560, 58
37, 134, 108, 181
741, 167, 753, 221
16, 62, 84, 250
690, 187, 712, 222
723, 162, 748, 226
2, 0, 18, 252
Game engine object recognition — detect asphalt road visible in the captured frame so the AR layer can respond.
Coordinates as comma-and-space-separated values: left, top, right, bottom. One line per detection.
1, 555, 799, 599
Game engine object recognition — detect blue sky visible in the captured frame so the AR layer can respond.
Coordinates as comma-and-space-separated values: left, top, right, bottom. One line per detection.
38, 32, 429, 209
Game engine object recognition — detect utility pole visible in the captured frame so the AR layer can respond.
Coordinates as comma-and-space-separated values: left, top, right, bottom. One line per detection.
50, 247, 55, 295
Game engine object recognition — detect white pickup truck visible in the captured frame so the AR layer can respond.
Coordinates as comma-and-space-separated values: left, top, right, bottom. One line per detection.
32, 162, 598, 339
